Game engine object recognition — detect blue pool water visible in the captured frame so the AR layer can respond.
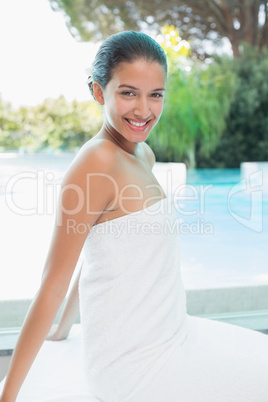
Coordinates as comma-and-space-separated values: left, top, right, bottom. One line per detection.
0, 155, 268, 299
179, 168, 268, 289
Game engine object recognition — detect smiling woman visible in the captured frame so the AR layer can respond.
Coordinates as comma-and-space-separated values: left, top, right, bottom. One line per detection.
94, 59, 166, 144
88, 30, 167, 147
1, 31, 268, 402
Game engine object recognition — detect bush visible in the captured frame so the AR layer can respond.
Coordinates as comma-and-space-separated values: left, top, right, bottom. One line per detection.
147, 56, 236, 167
196, 46, 268, 168
0, 96, 103, 152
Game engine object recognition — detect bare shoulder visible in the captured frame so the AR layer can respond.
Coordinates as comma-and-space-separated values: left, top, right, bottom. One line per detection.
142, 142, 156, 169
62, 138, 120, 184
59, 139, 120, 220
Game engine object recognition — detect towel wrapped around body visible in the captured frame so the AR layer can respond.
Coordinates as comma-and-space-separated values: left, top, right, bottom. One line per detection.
79, 197, 268, 402
1, 197, 268, 401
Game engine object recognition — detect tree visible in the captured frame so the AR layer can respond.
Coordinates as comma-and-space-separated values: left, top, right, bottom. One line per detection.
49, 0, 268, 57
31, 96, 103, 150
148, 58, 236, 167
0, 98, 22, 150
0, 96, 103, 152
196, 45, 268, 168
146, 26, 237, 167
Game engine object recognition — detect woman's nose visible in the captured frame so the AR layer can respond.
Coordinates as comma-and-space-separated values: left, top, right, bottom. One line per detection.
134, 97, 150, 119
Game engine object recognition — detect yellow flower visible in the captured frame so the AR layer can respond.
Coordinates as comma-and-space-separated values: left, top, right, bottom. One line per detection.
157, 24, 191, 61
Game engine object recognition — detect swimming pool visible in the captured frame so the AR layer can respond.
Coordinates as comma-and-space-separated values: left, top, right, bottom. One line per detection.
0, 154, 267, 300
179, 168, 268, 289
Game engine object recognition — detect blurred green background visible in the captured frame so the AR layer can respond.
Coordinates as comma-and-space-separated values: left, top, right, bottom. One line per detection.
1, 0, 268, 168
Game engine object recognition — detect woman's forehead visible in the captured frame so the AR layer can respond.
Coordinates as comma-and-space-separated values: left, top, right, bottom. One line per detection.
110, 59, 166, 86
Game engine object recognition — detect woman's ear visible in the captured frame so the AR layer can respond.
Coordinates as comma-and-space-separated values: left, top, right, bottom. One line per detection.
93, 82, 105, 105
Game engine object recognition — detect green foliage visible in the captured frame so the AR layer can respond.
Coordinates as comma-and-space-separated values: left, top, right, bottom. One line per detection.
0, 98, 22, 149
158, 25, 191, 63
147, 56, 236, 167
196, 46, 268, 168
2, 44, 267, 169
0, 96, 103, 152
49, 0, 268, 59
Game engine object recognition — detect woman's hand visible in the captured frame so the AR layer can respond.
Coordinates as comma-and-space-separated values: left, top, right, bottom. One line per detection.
46, 324, 67, 341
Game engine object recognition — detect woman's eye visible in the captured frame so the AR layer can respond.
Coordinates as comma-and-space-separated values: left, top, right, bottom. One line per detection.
121, 91, 135, 96
151, 93, 164, 98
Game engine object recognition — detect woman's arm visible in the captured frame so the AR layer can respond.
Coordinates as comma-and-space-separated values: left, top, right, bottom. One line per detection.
46, 264, 82, 341
0, 143, 117, 402
0, 227, 86, 402
1, 280, 71, 401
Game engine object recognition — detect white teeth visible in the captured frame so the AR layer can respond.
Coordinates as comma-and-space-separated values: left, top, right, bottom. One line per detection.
127, 119, 148, 127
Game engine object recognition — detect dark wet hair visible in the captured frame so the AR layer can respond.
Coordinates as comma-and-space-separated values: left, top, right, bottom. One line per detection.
87, 31, 167, 98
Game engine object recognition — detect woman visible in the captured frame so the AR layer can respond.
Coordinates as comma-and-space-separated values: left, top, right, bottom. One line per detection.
1, 31, 268, 402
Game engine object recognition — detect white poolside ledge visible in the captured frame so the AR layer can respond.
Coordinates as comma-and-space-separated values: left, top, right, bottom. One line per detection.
240, 161, 268, 189
152, 162, 186, 195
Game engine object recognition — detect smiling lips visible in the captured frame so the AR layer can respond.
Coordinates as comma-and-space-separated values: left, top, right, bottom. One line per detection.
125, 118, 151, 131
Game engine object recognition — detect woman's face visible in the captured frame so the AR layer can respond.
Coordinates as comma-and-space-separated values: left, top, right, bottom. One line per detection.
99, 59, 166, 143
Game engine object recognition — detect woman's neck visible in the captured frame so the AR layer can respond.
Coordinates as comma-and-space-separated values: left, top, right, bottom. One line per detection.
96, 123, 139, 156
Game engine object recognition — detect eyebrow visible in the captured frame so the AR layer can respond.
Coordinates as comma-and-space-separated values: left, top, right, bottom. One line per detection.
118, 84, 165, 91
